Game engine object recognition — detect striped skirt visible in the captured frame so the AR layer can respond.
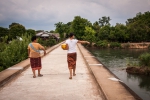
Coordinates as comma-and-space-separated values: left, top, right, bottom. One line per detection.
30, 57, 42, 70
67, 53, 77, 69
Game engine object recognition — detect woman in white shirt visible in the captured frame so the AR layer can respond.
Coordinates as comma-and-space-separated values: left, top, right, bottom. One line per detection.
65, 33, 89, 79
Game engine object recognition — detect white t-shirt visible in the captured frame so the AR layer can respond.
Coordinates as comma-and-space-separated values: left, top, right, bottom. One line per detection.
65, 39, 78, 53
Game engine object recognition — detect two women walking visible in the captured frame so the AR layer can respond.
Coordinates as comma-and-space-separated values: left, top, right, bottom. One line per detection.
28, 33, 89, 79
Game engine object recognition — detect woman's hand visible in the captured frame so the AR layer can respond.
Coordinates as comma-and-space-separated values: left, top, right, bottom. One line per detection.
44, 51, 46, 55
86, 41, 90, 44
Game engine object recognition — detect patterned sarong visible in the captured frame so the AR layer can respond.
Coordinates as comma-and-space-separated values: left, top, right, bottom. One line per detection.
67, 53, 77, 69
30, 57, 42, 70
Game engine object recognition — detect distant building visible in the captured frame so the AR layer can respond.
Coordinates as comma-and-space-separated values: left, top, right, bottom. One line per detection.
36, 31, 60, 42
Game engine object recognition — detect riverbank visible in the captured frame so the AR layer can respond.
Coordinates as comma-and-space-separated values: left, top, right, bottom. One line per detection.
126, 66, 150, 75
121, 42, 150, 49
91, 42, 150, 49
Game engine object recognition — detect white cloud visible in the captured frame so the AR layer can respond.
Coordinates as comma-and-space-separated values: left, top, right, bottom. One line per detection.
0, 0, 149, 31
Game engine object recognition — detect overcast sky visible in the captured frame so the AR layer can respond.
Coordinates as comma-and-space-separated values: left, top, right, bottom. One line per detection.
0, 0, 150, 31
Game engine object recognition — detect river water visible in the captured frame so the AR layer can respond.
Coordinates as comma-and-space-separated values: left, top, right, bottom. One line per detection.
87, 48, 150, 100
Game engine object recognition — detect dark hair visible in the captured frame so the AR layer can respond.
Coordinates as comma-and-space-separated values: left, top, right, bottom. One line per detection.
31, 36, 37, 41
69, 33, 74, 38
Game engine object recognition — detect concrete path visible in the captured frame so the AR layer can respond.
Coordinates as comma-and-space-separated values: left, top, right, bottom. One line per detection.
0, 45, 103, 100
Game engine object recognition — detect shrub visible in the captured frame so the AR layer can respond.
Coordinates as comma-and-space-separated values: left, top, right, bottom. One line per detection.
0, 42, 7, 52
38, 38, 57, 47
0, 34, 31, 71
139, 53, 150, 67
109, 42, 121, 48
95, 40, 108, 48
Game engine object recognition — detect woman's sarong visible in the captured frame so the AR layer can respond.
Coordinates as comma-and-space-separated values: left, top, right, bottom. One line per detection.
67, 53, 77, 69
30, 57, 42, 70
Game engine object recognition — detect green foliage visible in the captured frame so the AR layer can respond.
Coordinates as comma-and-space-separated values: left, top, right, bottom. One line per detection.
50, 30, 55, 33
126, 58, 139, 67
26, 29, 36, 36
38, 38, 57, 47
0, 34, 31, 71
0, 42, 7, 52
99, 16, 111, 27
9, 23, 26, 39
98, 25, 111, 40
0, 66, 3, 71
139, 53, 150, 67
126, 11, 150, 42
0, 35, 9, 43
53, 11, 150, 43
9, 22, 20, 28
114, 24, 129, 42
0, 27, 9, 38
92, 21, 100, 38
55, 22, 66, 40
109, 42, 121, 48
71, 16, 92, 39
82, 26, 96, 46
95, 40, 108, 48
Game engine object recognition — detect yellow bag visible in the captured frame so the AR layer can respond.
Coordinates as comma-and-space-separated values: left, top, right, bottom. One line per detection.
61, 43, 67, 50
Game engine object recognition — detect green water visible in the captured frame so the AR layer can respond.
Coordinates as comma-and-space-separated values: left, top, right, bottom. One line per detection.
88, 48, 150, 100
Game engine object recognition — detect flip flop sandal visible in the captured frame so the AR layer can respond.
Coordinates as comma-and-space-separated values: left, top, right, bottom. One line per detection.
69, 77, 72, 79
38, 74, 43, 77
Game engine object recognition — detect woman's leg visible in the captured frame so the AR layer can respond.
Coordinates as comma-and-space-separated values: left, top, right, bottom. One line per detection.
38, 69, 43, 77
73, 67, 76, 76
37, 57, 43, 77
32, 69, 36, 78
69, 68, 72, 79
73, 54, 77, 76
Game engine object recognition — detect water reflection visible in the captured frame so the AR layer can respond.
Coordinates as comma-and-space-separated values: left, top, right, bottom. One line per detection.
87, 48, 150, 100
127, 74, 150, 91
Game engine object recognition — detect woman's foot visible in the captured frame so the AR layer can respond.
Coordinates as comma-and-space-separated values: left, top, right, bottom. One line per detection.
73, 73, 76, 76
69, 77, 72, 79
38, 74, 43, 77
33, 76, 36, 78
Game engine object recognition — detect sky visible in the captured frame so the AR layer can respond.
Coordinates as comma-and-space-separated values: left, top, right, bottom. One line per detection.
0, 0, 150, 31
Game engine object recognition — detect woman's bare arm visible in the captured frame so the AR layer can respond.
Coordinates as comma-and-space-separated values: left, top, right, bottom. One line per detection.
77, 40, 90, 44
28, 49, 30, 57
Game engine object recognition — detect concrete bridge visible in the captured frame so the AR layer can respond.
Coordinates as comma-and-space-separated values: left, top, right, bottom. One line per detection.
0, 42, 142, 100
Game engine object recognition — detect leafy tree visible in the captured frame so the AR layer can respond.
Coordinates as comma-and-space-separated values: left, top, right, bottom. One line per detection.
55, 22, 65, 40
99, 16, 111, 27
71, 16, 92, 40
65, 22, 72, 34
26, 29, 35, 36
108, 29, 117, 41
98, 25, 111, 40
0, 27, 9, 37
9, 23, 26, 39
92, 21, 101, 40
83, 26, 96, 46
114, 23, 128, 42
9, 23, 19, 28
50, 30, 55, 33
126, 11, 150, 42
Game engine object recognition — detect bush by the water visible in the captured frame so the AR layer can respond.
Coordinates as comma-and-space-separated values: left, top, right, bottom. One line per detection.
139, 53, 150, 67
126, 52, 150, 75
94, 40, 108, 48
109, 42, 121, 49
